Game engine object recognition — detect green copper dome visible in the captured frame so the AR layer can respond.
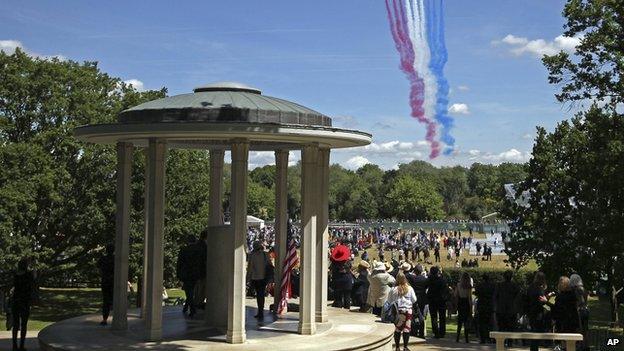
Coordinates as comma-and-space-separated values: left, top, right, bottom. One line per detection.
118, 81, 332, 127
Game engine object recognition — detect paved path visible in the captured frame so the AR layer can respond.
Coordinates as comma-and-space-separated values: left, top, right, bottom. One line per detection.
1, 330, 534, 351
0, 331, 40, 350
412, 337, 527, 350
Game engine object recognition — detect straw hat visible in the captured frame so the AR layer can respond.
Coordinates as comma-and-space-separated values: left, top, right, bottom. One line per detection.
400, 261, 412, 272
384, 261, 394, 273
358, 261, 370, 269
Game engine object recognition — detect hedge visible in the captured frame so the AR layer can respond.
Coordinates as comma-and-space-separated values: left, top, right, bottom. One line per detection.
441, 267, 536, 292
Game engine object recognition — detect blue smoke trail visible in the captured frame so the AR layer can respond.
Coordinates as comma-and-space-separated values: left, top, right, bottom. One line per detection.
425, 0, 455, 155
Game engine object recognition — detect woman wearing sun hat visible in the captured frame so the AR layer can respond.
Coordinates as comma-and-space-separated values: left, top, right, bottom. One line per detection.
330, 243, 353, 309
352, 261, 371, 311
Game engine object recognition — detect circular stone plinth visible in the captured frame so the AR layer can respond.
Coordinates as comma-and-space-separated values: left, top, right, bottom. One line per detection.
38, 302, 395, 351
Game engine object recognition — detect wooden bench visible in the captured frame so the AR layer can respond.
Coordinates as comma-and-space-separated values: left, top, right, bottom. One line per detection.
490, 331, 583, 351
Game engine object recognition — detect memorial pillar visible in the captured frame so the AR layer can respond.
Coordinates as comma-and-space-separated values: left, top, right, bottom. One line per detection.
112, 142, 133, 330
141, 149, 149, 318
226, 140, 249, 344
299, 144, 318, 335
144, 139, 167, 341
209, 149, 225, 226
273, 149, 289, 307
315, 148, 329, 323
205, 149, 225, 327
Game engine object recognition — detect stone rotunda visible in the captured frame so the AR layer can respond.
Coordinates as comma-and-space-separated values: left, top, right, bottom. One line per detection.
38, 82, 401, 350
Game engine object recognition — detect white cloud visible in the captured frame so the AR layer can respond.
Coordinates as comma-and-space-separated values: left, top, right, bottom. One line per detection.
448, 103, 470, 115
357, 140, 429, 155
345, 156, 370, 170
522, 133, 534, 140
481, 148, 530, 163
0, 39, 65, 60
457, 85, 470, 92
494, 34, 582, 58
0, 40, 22, 54
123, 79, 145, 92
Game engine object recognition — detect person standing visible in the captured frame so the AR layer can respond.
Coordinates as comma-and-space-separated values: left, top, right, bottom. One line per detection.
176, 235, 201, 317
387, 272, 417, 351
549, 276, 580, 334
474, 273, 496, 344
526, 272, 551, 351
426, 266, 449, 339
98, 244, 115, 325
330, 243, 353, 309
495, 270, 519, 347
193, 229, 208, 310
247, 241, 272, 319
433, 243, 440, 263
407, 264, 428, 339
11, 258, 35, 351
352, 261, 370, 311
367, 261, 396, 316
455, 272, 473, 343
570, 274, 589, 351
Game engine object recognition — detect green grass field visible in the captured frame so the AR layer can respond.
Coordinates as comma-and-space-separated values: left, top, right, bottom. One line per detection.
0, 287, 185, 331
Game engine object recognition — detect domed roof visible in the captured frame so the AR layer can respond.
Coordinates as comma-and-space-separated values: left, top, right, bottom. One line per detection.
119, 81, 332, 127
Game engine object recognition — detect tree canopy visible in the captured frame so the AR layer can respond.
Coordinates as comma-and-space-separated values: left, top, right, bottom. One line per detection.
506, 0, 624, 323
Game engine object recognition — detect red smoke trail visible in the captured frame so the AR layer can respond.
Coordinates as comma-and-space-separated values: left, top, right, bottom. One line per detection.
386, 0, 440, 158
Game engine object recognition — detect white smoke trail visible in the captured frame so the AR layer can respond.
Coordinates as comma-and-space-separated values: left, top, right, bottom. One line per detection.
406, 0, 439, 143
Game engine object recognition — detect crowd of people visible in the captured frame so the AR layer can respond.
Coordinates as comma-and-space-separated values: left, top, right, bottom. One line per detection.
327, 239, 591, 351
0, 222, 591, 351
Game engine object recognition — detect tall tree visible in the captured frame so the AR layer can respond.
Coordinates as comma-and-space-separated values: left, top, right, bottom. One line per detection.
505, 108, 624, 324
0, 49, 211, 286
542, 0, 624, 108
385, 175, 444, 220
437, 166, 468, 217
509, 0, 624, 324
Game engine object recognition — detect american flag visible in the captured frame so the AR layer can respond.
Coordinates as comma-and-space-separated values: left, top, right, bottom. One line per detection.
277, 222, 298, 315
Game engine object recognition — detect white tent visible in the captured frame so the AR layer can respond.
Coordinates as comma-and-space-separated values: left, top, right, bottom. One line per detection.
247, 215, 265, 229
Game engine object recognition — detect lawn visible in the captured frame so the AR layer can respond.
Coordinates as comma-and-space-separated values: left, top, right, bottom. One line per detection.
0, 287, 185, 331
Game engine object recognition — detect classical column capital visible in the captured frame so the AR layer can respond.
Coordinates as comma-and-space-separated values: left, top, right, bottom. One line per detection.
231, 139, 249, 162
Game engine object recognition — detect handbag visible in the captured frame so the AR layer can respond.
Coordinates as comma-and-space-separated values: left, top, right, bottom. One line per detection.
381, 300, 398, 324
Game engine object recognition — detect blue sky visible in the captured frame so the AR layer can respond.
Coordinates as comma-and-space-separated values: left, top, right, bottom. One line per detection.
1, 0, 576, 169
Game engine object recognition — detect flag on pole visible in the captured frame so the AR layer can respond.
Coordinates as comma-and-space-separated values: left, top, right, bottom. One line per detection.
277, 222, 298, 315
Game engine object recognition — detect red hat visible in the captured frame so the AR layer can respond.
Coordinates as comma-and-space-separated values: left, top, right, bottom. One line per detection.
330, 244, 351, 262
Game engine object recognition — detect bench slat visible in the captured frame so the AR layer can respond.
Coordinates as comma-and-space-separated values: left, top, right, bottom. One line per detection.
489, 332, 583, 341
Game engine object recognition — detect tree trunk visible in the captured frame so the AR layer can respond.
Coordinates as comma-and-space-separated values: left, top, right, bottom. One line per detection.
608, 267, 620, 327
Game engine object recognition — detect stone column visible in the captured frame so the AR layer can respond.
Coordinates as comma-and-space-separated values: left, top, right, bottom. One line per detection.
299, 144, 318, 335
141, 149, 150, 319
112, 142, 133, 330
273, 150, 289, 307
209, 149, 225, 226
226, 140, 249, 344
144, 139, 167, 341
315, 148, 330, 323
205, 149, 225, 327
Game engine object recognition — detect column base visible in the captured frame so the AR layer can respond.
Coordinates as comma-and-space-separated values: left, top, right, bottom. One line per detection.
315, 312, 328, 323
111, 318, 128, 331
144, 328, 162, 342
298, 322, 317, 335
226, 330, 246, 344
